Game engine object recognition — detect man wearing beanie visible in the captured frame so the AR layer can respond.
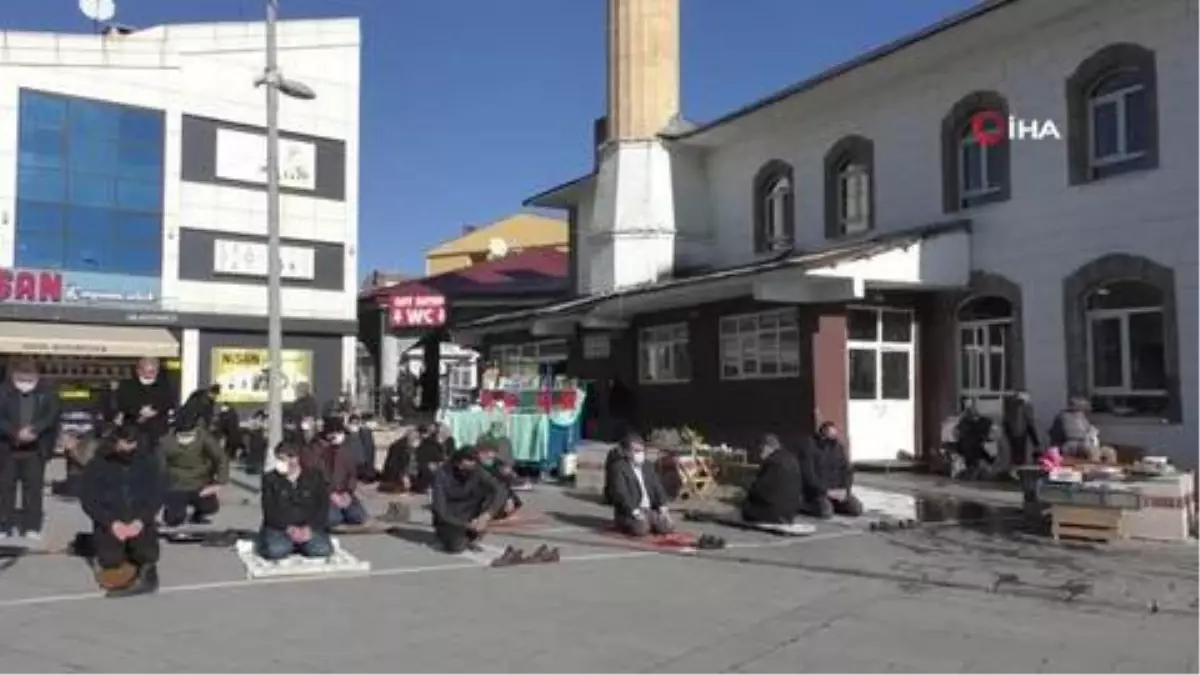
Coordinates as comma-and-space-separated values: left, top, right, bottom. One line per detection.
301, 416, 367, 526
430, 446, 506, 553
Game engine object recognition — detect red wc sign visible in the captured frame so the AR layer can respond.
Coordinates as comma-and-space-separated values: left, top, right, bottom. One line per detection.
389, 294, 447, 328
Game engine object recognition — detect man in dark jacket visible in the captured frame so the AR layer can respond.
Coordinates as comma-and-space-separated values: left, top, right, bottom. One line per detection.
302, 417, 367, 526
741, 434, 803, 524
259, 443, 333, 560
0, 359, 61, 540
287, 383, 319, 425
80, 422, 166, 597
477, 442, 522, 519
430, 447, 506, 553
345, 413, 378, 482
799, 422, 862, 518
379, 428, 419, 493
1003, 391, 1040, 467
244, 410, 268, 474
605, 433, 673, 536
180, 384, 220, 429
159, 412, 228, 527
214, 403, 243, 460
116, 358, 176, 446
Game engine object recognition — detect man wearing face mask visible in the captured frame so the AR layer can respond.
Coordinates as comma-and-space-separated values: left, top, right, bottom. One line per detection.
116, 357, 176, 447
605, 433, 673, 537
80, 421, 166, 597
345, 413, 377, 482
477, 443, 522, 520
430, 446, 506, 553
798, 421, 862, 518
159, 411, 228, 527
301, 417, 368, 527
0, 359, 61, 540
259, 443, 334, 560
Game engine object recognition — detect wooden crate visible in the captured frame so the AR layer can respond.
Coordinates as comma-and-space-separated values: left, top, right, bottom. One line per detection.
1051, 505, 1127, 542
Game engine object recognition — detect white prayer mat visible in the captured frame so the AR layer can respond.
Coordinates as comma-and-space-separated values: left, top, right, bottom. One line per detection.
853, 486, 918, 521
750, 521, 817, 536
234, 538, 371, 580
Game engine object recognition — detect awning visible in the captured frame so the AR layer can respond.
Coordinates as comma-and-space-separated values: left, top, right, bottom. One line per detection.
0, 322, 179, 358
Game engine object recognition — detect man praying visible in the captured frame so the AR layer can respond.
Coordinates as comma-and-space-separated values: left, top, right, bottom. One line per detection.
160, 412, 228, 527
0, 359, 61, 540
259, 443, 334, 560
430, 447, 506, 553
477, 442, 522, 520
117, 357, 176, 446
799, 422, 862, 518
741, 433, 803, 524
303, 417, 367, 527
605, 433, 673, 537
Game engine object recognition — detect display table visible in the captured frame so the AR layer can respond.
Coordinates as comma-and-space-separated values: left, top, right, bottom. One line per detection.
438, 389, 586, 470
1122, 472, 1195, 541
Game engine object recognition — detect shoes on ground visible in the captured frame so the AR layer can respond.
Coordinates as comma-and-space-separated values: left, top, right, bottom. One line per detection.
490, 546, 523, 567
695, 534, 726, 550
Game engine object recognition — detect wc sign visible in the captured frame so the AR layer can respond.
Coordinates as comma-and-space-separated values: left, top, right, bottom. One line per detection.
389, 294, 447, 328
969, 110, 1062, 146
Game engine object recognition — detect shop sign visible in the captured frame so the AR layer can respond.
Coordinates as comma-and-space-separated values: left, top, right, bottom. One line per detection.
389, 294, 447, 328
216, 127, 317, 191
0, 268, 159, 308
210, 347, 313, 404
213, 239, 316, 280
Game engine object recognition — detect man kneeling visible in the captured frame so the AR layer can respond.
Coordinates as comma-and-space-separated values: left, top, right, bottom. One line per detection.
160, 412, 228, 527
477, 442, 522, 520
430, 447, 505, 553
80, 422, 165, 597
259, 444, 334, 560
799, 422, 863, 519
605, 434, 673, 536
741, 434, 803, 524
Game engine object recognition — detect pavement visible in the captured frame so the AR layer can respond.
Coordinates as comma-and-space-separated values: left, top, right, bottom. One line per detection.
0, 473, 1196, 673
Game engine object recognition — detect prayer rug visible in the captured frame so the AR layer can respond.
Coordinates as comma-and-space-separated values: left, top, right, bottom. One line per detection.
852, 487, 918, 522
234, 538, 371, 579
599, 529, 699, 550
488, 512, 546, 530
684, 512, 816, 536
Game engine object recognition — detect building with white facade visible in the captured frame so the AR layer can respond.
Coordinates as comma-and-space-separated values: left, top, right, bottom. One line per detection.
0, 18, 360, 411
460, 0, 1198, 465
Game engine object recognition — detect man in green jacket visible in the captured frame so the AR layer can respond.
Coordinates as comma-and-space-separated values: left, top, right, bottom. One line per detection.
159, 412, 229, 526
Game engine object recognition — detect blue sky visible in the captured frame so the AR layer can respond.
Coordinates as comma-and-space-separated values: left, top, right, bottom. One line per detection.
3, 0, 977, 278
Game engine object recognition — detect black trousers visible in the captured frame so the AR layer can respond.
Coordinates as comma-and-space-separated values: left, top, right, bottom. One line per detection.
93, 523, 160, 569
0, 451, 46, 533
162, 490, 220, 527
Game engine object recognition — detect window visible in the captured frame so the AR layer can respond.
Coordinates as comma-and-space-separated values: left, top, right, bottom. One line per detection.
940, 92, 1011, 212
1066, 44, 1158, 183
752, 160, 794, 253
490, 339, 567, 380
823, 135, 874, 238
638, 323, 690, 384
719, 309, 801, 380
14, 89, 164, 277
447, 362, 476, 391
956, 295, 1014, 409
1085, 280, 1167, 417
846, 308, 912, 402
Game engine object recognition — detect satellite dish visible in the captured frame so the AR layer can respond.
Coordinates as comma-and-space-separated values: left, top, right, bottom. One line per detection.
79, 0, 116, 22
486, 238, 509, 259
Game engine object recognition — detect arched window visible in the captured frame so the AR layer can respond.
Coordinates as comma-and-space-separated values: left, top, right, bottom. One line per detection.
752, 160, 794, 253
940, 91, 1011, 212
1085, 280, 1166, 415
1066, 43, 1158, 183
823, 135, 874, 238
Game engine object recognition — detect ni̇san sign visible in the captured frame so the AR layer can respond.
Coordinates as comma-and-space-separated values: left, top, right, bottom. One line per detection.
0, 268, 159, 307
969, 110, 1062, 146
389, 294, 447, 328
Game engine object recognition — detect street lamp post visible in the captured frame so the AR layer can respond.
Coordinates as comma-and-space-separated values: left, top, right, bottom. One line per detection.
261, 0, 315, 455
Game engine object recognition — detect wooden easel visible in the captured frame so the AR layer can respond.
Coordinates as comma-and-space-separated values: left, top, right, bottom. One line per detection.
673, 452, 717, 501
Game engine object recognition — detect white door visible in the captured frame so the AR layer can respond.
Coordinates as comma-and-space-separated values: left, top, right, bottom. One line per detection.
846, 308, 915, 463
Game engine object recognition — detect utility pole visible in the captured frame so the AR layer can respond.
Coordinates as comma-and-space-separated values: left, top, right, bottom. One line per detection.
264, 0, 285, 455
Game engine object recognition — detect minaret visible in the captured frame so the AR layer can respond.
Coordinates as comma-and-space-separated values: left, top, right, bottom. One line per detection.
585, 0, 680, 294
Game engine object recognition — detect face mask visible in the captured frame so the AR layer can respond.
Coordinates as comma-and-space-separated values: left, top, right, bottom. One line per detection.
176, 433, 196, 444
480, 455, 496, 467
347, 425, 361, 433
138, 377, 156, 386
329, 433, 345, 445
274, 458, 293, 474
631, 451, 646, 466
13, 380, 35, 394
300, 421, 313, 431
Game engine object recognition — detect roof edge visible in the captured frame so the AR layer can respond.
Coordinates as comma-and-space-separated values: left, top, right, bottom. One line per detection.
522, 174, 594, 209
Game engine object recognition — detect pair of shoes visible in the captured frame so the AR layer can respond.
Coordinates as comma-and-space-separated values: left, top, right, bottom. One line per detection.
105, 564, 159, 598
529, 544, 560, 563
490, 546, 524, 567
695, 534, 726, 550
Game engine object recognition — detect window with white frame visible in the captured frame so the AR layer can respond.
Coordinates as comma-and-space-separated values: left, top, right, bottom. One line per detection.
956, 296, 1014, 410
1087, 70, 1149, 170
763, 176, 791, 249
1085, 280, 1167, 417
490, 339, 568, 379
638, 323, 690, 384
719, 309, 801, 380
446, 361, 476, 390
958, 128, 1002, 202
837, 162, 870, 235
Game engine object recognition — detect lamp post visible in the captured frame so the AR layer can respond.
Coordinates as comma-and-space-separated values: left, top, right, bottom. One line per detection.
260, 0, 315, 454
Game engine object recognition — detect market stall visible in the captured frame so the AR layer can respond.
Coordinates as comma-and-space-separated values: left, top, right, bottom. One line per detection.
438, 386, 585, 473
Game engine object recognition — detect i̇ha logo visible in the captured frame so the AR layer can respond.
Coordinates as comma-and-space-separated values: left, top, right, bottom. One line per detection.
970, 110, 1062, 147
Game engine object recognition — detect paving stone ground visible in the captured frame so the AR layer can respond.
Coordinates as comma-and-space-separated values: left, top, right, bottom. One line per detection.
0, 475, 1195, 673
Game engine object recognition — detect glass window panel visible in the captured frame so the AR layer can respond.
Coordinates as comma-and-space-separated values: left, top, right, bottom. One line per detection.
672, 325, 688, 341
1089, 317, 1124, 388
119, 108, 163, 143
70, 100, 120, 140
777, 311, 797, 328
14, 231, 64, 269
881, 311, 912, 343
988, 353, 1006, 392
760, 359, 779, 376
68, 173, 115, 208
18, 167, 66, 202
758, 333, 778, 355
960, 349, 972, 390
114, 213, 161, 241
847, 309, 877, 341
18, 126, 64, 168
719, 317, 737, 334
1090, 100, 1119, 159
1088, 280, 1162, 310
881, 351, 910, 400
958, 296, 1013, 321
20, 91, 68, 129
737, 317, 756, 332
720, 337, 738, 361
960, 140, 983, 192
722, 362, 740, 378
71, 139, 120, 172
984, 145, 1004, 190
1128, 312, 1166, 391
987, 323, 1007, 349
759, 313, 778, 330
16, 200, 64, 236
1124, 88, 1149, 155
116, 179, 162, 211
109, 243, 161, 277
779, 330, 801, 370
742, 358, 759, 375
672, 343, 690, 379
1093, 71, 1141, 96
960, 327, 975, 346
848, 349, 877, 400
117, 142, 163, 180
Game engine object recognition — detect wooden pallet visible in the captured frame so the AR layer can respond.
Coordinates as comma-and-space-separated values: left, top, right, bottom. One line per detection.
1051, 505, 1127, 542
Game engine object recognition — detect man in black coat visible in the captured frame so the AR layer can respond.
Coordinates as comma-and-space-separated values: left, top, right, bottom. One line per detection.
80, 422, 166, 597
180, 384, 221, 429
798, 422, 862, 518
116, 358, 176, 446
1003, 391, 1040, 467
741, 434, 803, 524
430, 446, 506, 554
605, 433, 673, 537
259, 443, 334, 560
0, 359, 61, 540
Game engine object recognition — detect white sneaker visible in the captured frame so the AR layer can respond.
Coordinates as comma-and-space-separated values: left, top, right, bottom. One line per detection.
23, 531, 42, 542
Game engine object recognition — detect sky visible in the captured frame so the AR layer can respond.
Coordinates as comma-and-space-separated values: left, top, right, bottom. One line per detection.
2, 0, 979, 279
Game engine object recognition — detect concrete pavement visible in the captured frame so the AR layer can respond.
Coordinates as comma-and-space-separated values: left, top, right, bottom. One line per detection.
0, 481, 1194, 673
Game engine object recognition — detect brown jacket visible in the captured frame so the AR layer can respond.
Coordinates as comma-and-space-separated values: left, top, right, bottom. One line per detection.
301, 439, 358, 494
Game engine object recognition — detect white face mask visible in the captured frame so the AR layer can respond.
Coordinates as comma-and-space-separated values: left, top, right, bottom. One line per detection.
329, 433, 345, 445
138, 377, 156, 386
300, 421, 313, 431
274, 458, 293, 474
347, 425, 361, 433
631, 451, 646, 466
13, 380, 36, 394
176, 433, 196, 444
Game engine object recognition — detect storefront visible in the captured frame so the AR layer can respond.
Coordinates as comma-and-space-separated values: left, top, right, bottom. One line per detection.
194, 330, 345, 415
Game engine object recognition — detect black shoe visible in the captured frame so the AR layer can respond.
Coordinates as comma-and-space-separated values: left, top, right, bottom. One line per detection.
491, 546, 523, 567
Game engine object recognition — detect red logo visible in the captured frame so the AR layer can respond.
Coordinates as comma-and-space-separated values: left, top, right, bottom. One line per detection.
0, 269, 63, 303
388, 294, 447, 328
969, 110, 1008, 148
